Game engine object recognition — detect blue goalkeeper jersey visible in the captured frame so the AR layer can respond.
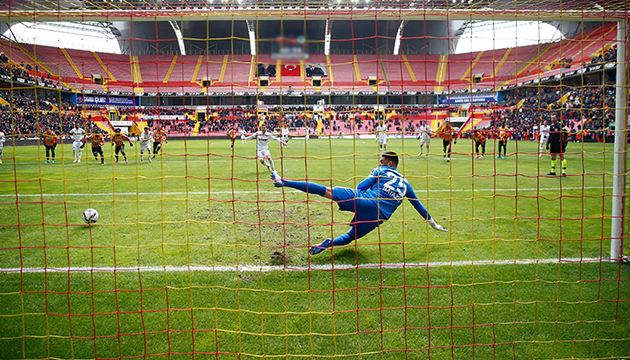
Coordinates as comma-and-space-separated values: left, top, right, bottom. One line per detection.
356, 166, 430, 221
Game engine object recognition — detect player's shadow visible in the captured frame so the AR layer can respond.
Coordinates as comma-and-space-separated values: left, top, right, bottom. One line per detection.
330, 248, 370, 263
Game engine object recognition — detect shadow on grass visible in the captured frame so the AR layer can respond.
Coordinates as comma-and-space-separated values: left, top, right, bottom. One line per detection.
331, 248, 371, 264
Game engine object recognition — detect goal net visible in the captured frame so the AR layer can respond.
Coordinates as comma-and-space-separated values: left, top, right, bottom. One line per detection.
0, 1, 628, 359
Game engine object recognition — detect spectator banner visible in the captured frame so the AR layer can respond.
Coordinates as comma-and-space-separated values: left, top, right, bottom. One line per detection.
77, 94, 137, 106
439, 92, 498, 104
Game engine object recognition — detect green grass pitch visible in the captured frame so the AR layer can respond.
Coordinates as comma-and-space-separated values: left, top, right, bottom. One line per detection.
0, 136, 628, 359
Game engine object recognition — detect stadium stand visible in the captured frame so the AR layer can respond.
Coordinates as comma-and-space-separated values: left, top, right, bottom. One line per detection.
400, 54, 441, 86
0, 40, 37, 68
0, 23, 621, 141
0, 22, 618, 95
136, 54, 174, 87
328, 54, 358, 84
198, 54, 227, 85
355, 54, 385, 85
164, 54, 201, 88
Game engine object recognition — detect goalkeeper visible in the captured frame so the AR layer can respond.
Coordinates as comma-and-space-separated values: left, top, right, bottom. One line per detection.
272, 151, 448, 255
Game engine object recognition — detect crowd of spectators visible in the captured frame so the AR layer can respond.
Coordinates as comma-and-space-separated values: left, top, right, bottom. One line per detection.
490, 80, 617, 142
0, 55, 58, 88
0, 89, 86, 139
589, 46, 617, 65
0, 40, 623, 144
0, 38, 623, 143
122, 104, 442, 136
0, 87, 621, 144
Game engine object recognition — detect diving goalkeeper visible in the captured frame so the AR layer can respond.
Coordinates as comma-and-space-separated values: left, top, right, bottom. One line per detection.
272, 151, 448, 255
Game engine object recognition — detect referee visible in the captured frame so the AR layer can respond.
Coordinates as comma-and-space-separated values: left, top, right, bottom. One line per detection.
547, 114, 568, 177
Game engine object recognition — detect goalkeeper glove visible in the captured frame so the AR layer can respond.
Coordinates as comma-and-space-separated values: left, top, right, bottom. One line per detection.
429, 219, 448, 232
80, 144, 84, 149
129, 143, 134, 147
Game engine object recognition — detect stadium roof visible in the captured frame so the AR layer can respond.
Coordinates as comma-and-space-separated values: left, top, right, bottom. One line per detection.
0, 0, 627, 22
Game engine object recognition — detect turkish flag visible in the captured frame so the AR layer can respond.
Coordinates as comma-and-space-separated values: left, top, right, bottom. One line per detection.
281, 63, 301, 77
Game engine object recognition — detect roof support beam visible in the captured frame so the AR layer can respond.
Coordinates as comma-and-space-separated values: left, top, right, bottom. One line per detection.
246, 20, 256, 56
393, 20, 405, 55
169, 21, 186, 55
324, 20, 332, 56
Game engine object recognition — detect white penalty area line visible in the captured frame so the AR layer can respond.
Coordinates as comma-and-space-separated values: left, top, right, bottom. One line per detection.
0, 186, 612, 199
0, 258, 606, 274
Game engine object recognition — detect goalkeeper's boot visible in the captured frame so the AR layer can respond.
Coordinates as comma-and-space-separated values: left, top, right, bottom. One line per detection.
271, 171, 283, 187
309, 239, 332, 255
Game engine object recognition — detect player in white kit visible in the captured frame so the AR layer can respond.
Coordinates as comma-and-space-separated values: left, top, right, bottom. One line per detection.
375, 120, 388, 154
0, 129, 5, 164
139, 127, 154, 162
281, 126, 290, 144
244, 123, 286, 174
416, 121, 431, 156
239, 128, 247, 144
69, 123, 86, 163
539, 119, 550, 157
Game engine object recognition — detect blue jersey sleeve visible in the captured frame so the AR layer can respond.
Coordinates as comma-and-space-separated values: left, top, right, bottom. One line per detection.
405, 185, 431, 220
357, 168, 378, 191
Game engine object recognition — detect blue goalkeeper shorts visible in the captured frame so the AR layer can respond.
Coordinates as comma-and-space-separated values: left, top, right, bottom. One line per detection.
332, 187, 384, 240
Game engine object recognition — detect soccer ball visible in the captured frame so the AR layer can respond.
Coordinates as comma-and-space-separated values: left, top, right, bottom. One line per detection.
82, 208, 99, 224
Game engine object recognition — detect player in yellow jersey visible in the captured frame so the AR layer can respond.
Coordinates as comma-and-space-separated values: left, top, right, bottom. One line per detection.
496, 123, 510, 159
228, 127, 236, 150
83, 132, 107, 164
438, 120, 457, 162
472, 127, 486, 159
111, 128, 133, 164
42, 127, 58, 163
152, 127, 167, 159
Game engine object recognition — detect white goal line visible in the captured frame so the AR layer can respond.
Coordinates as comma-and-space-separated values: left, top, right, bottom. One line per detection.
0, 186, 612, 198
0, 258, 606, 274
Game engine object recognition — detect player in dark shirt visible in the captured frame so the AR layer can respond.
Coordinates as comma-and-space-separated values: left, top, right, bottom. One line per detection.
547, 114, 567, 176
